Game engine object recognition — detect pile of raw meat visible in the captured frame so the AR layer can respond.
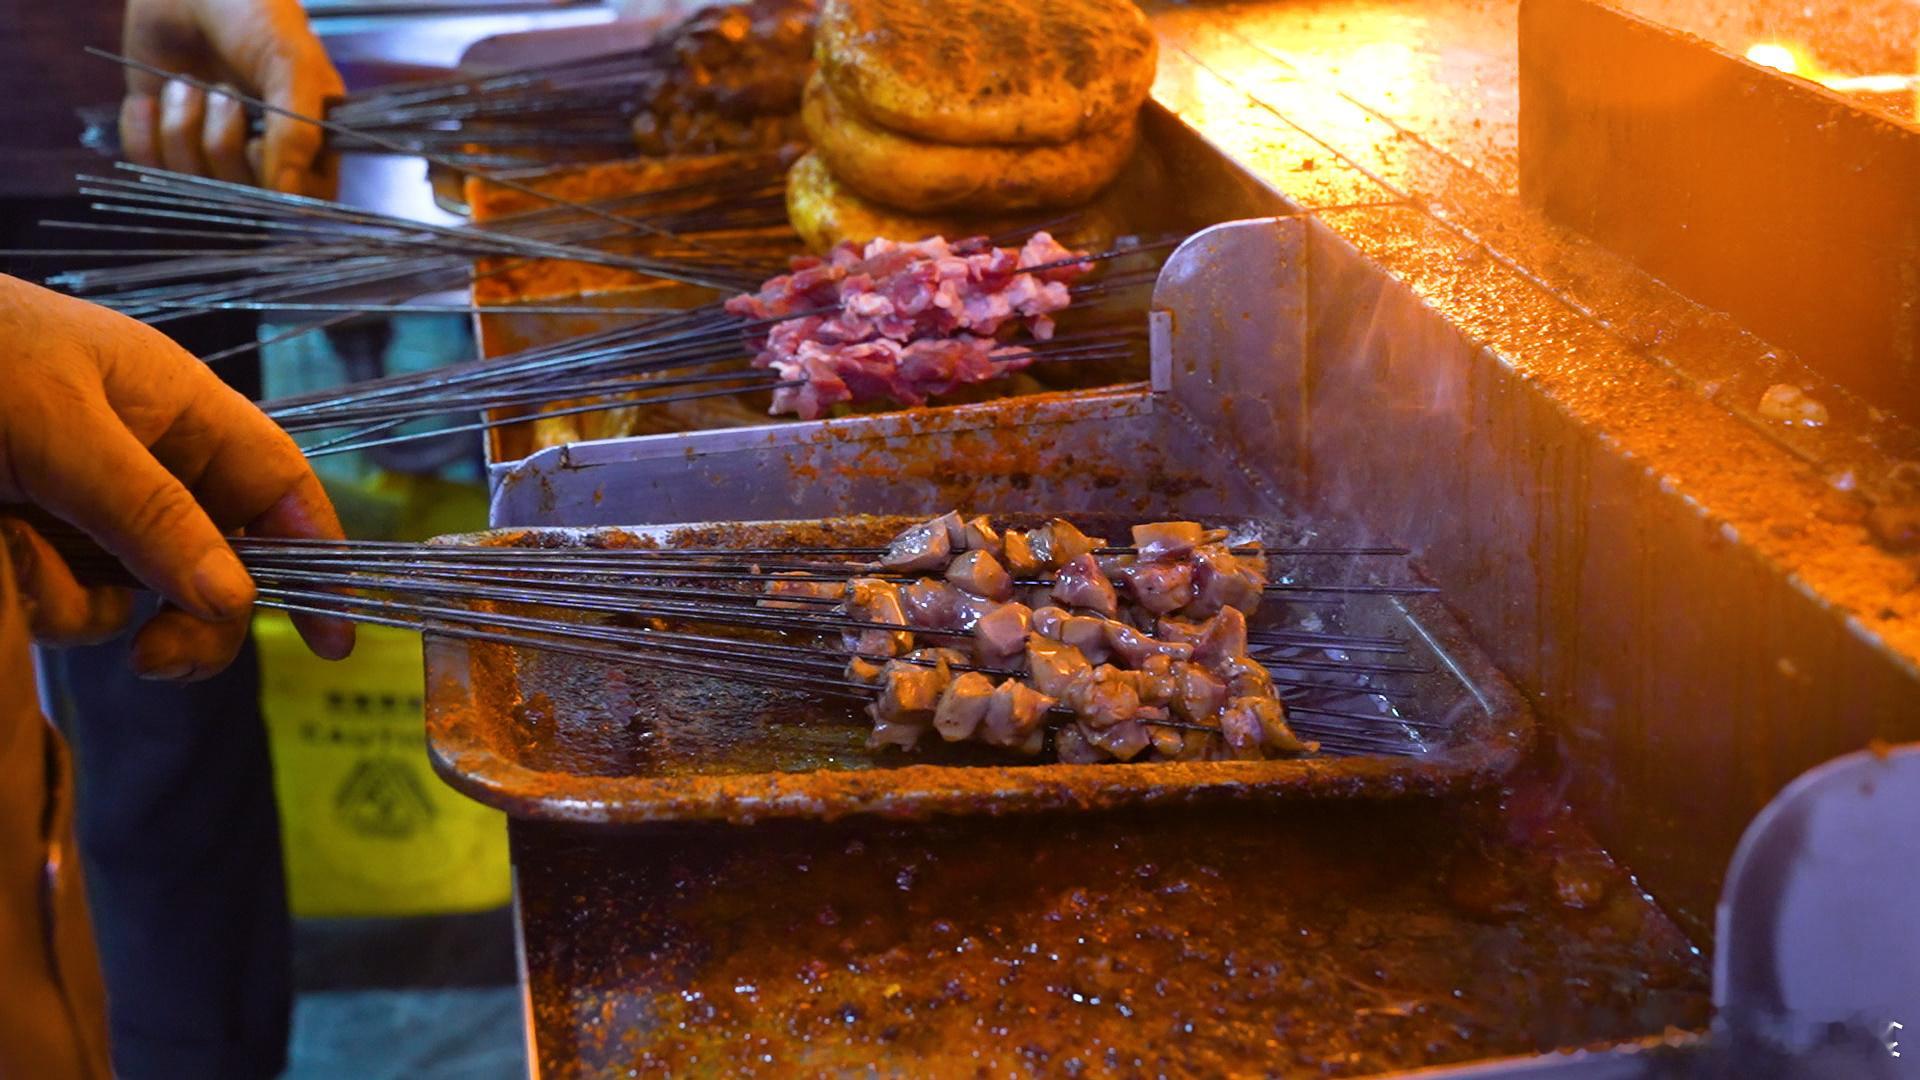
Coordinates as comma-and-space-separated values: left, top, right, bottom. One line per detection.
723, 233, 1092, 419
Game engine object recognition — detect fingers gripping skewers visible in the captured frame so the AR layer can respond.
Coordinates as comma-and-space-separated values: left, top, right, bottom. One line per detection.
808, 513, 1316, 762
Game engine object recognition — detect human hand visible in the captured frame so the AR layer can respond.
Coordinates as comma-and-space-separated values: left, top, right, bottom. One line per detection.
118, 0, 344, 198
0, 276, 354, 679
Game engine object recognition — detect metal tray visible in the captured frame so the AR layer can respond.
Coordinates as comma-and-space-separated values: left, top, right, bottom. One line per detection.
422, 512, 1532, 825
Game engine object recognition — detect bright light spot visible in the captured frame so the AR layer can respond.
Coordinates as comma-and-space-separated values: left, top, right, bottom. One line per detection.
1745, 43, 1801, 74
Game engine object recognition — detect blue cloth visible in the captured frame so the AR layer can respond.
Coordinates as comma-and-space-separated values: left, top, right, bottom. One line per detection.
44, 621, 292, 1080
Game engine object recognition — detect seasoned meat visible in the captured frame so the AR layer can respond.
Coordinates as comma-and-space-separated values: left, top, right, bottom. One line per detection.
935, 510, 969, 548
1222, 696, 1310, 755
1117, 559, 1195, 615
1068, 664, 1141, 730
972, 601, 1032, 665
1052, 554, 1118, 616
1026, 518, 1104, 569
1029, 605, 1068, 640
1134, 653, 1178, 707
1186, 545, 1265, 617
1001, 529, 1043, 575
980, 679, 1056, 748
881, 514, 956, 571
1027, 636, 1091, 698
1192, 606, 1250, 669
1219, 701, 1265, 760
933, 670, 995, 742
761, 571, 842, 609
947, 549, 1013, 600
866, 657, 949, 749
845, 656, 886, 685
1055, 723, 1106, 764
1129, 521, 1208, 561
1104, 620, 1194, 668
1083, 717, 1150, 761
1173, 662, 1228, 724
960, 515, 1002, 556
903, 577, 966, 630
844, 577, 914, 656
1058, 612, 1113, 664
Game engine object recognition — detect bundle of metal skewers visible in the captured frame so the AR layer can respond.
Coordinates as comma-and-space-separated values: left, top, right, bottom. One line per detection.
40, 514, 1439, 760
324, 0, 818, 165
34, 159, 793, 327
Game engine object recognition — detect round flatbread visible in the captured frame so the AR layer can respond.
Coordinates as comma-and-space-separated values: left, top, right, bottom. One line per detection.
815, 0, 1157, 146
785, 151, 1129, 253
802, 74, 1136, 213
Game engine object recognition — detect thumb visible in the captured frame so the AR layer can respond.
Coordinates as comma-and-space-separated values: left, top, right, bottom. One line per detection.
27, 406, 254, 623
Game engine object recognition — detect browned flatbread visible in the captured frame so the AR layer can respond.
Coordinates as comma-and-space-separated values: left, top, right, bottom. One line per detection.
785, 150, 1128, 253
815, 0, 1157, 146
802, 74, 1136, 213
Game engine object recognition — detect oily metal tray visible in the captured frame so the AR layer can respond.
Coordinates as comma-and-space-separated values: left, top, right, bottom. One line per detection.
422, 512, 1532, 826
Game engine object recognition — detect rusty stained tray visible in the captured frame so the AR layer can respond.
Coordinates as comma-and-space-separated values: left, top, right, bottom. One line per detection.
422, 513, 1532, 826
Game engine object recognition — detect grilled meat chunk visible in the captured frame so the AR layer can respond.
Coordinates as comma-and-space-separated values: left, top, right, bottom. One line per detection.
1173, 662, 1228, 724
933, 670, 995, 742
1052, 554, 1118, 616
972, 601, 1031, 665
1002, 529, 1043, 575
844, 577, 914, 656
1058, 612, 1113, 664
1186, 545, 1265, 617
881, 513, 957, 571
960, 515, 1002, 556
1027, 636, 1091, 698
1129, 521, 1211, 561
1104, 620, 1194, 668
1083, 717, 1150, 761
845, 656, 886, 685
761, 571, 842, 609
1068, 664, 1141, 730
947, 549, 1013, 600
980, 679, 1056, 748
1026, 518, 1104, 569
867, 655, 950, 748
1116, 559, 1195, 615
1221, 696, 1310, 756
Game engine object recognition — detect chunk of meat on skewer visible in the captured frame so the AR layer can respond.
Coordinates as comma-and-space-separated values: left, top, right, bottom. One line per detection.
760, 571, 842, 609
1186, 545, 1266, 617
1083, 717, 1151, 761
1029, 605, 1067, 640
845, 656, 885, 686
1221, 696, 1312, 757
866, 656, 951, 750
1002, 529, 1043, 575
1116, 559, 1196, 615
1193, 606, 1250, 669
947, 549, 1013, 600
1025, 519, 1105, 569
972, 602, 1031, 666
960, 515, 1002, 556
1173, 662, 1229, 724
903, 577, 965, 630
1068, 665, 1142, 730
1055, 723, 1106, 764
1058, 612, 1113, 664
881, 513, 957, 572
933, 670, 996, 742
1104, 620, 1194, 668
979, 679, 1056, 749
1027, 636, 1092, 699
1129, 521, 1214, 561
1052, 553, 1119, 616
844, 578, 914, 657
